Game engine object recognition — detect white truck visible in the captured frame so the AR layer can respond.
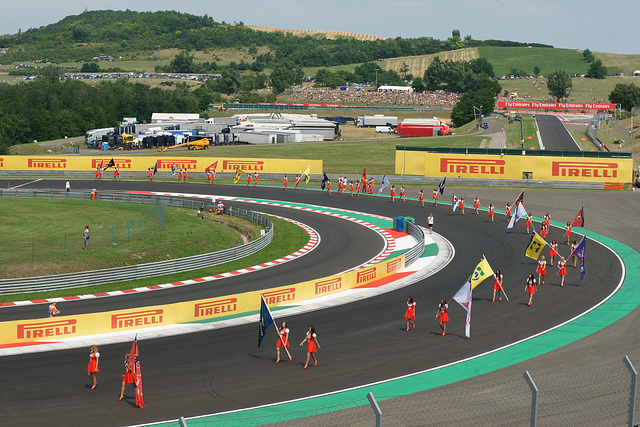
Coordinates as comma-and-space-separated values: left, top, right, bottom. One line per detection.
355, 115, 398, 128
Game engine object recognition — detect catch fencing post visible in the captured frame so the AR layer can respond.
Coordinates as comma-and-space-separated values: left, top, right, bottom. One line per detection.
367, 392, 382, 427
623, 356, 637, 427
178, 416, 188, 427
524, 371, 539, 427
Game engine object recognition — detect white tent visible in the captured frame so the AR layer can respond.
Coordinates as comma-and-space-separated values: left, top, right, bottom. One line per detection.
633, 70, 640, 76
377, 85, 413, 93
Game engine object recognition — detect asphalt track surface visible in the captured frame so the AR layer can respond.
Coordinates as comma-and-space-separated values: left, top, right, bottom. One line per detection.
536, 114, 580, 151
0, 180, 630, 426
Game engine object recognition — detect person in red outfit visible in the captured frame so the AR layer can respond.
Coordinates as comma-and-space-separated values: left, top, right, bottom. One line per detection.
118, 353, 135, 401
549, 240, 559, 265
564, 222, 572, 245
537, 255, 547, 285
558, 256, 567, 287
432, 188, 438, 206
505, 203, 512, 222
400, 186, 406, 202
390, 185, 396, 202
418, 189, 425, 207
276, 321, 292, 364
570, 241, 578, 267
404, 297, 416, 331
473, 196, 480, 215
525, 274, 537, 306
436, 299, 449, 336
283, 175, 288, 191
525, 213, 533, 234
87, 345, 100, 390
492, 270, 504, 302
488, 203, 495, 222
458, 197, 465, 215
299, 326, 321, 369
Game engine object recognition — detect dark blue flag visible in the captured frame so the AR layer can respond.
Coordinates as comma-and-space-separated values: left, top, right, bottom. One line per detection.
258, 296, 275, 347
321, 172, 329, 190
571, 236, 586, 280
439, 176, 446, 195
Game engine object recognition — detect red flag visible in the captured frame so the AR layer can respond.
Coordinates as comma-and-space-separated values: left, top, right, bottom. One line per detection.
513, 190, 524, 207
571, 206, 584, 227
128, 337, 146, 408
205, 160, 218, 172
360, 168, 367, 185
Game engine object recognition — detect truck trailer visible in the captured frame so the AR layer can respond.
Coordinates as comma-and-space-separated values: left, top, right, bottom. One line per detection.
355, 115, 398, 127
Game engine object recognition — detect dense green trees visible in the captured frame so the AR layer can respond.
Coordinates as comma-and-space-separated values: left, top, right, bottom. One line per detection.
609, 83, 640, 112
547, 70, 573, 101
270, 61, 303, 94
423, 57, 500, 94
450, 89, 496, 128
586, 59, 608, 79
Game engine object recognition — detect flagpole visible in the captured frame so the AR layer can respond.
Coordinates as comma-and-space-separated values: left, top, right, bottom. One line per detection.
262, 295, 292, 360
497, 278, 510, 302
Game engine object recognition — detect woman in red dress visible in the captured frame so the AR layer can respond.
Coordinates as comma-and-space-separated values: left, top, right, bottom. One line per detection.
473, 196, 480, 215
400, 186, 406, 202
183, 168, 188, 183
558, 257, 567, 287
87, 345, 100, 390
299, 326, 321, 369
525, 274, 537, 306
418, 189, 424, 207
349, 182, 354, 197
458, 197, 465, 215
540, 223, 548, 238
295, 174, 300, 189
404, 297, 416, 331
570, 241, 578, 267
537, 255, 547, 285
283, 175, 288, 191
247, 174, 252, 187
505, 203, 512, 222
355, 181, 361, 196
326, 180, 332, 195
564, 222, 572, 245
492, 270, 504, 302
544, 212, 551, 228
549, 240, 559, 265
488, 203, 495, 223
432, 188, 438, 206
525, 213, 533, 234
436, 299, 449, 336
276, 321, 291, 363
390, 185, 396, 202
118, 353, 135, 401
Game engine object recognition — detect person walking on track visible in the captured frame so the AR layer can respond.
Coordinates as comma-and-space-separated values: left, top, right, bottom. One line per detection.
276, 321, 292, 364
405, 297, 416, 331
300, 326, 321, 369
436, 299, 449, 336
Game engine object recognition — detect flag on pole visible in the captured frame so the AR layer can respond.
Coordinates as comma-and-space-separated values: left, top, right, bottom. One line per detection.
453, 281, 472, 338
233, 168, 244, 184
361, 168, 367, 185
378, 175, 390, 193
524, 230, 548, 260
321, 172, 329, 190
102, 158, 115, 171
99, 159, 104, 169
571, 206, 585, 228
258, 296, 275, 347
470, 256, 494, 290
302, 165, 311, 184
128, 337, 146, 408
152, 161, 157, 175
171, 163, 178, 175
507, 201, 527, 229
571, 236, 586, 280
513, 190, 524, 206
452, 194, 460, 212
205, 161, 218, 172
438, 176, 446, 195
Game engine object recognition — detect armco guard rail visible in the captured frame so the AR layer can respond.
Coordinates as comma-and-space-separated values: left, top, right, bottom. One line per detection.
404, 220, 425, 265
0, 190, 273, 295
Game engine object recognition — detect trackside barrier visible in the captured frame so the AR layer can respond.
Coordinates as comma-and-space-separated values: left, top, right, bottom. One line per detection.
0, 190, 273, 294
404, 220, 425, 265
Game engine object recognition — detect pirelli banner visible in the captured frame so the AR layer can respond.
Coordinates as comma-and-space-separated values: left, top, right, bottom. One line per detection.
395, 151, 633, 183
0, 256, 405, 345
0, 156, 323, 174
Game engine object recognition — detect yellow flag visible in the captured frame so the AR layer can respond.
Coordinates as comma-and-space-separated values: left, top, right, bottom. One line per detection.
233, 168, 244, 184
524, 231, 548, 260
470, 257, 494, 290
303, 165, 311, 184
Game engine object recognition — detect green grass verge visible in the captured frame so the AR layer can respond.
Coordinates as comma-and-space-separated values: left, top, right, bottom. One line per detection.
0, 216, 307, 303
479, 46, 589, 77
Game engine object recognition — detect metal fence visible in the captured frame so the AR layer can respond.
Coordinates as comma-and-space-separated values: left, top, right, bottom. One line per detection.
405, 220, 425, 265
586, 112, 611, 151
0, 189, 273, 295
164, 356, 638, 427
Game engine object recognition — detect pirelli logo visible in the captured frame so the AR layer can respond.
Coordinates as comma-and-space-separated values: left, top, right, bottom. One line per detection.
17, 319, 77, 339
111, 309, 164, 329
262, 288, 295, 305
357, 267, 377, 283
222, 160, 264, 171
387, 258, 403, 274
315, 278, 342, 295
0, 158, 3, 168
551, 161, 618, 178
27, 158, 67, 169
91, 159, 132, 169
440, 158, 505, 175
157, 159, 197, 170
194, 297, 238, 318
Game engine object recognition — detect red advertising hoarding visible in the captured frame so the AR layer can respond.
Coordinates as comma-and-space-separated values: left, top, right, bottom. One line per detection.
498, 101, 615, 110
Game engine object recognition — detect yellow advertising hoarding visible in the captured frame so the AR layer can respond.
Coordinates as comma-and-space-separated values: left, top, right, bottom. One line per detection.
395, 151, 633, 183
0, 156, 323, 175
0, 256, 405, 345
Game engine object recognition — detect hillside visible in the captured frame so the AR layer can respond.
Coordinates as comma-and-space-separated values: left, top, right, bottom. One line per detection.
246, 25, 386, 41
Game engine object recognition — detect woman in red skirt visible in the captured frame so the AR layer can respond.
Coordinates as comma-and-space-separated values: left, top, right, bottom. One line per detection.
432, 188, 438, 207
400, 186, 406, 202
299, 326, 321, 369
458, 197, 465, 215
564, 222, 572, 245
436, 299, 449, 336
505, 203, 512, 222
390, 185, 396, 203
118, 353, 135, 401
525, 274, 537, 306
492, 270, 504, 302
488, 203, 495, 222
549, 240, 559, 265
558, 257, 567, 287
544, 212, 551, 228
87, 345, 100, 390
525, 213, 533, 234
404, 297, 416, 331
570, 241, 578, 267
537, 255, 547, 285
473, 196, 480, 215
540, 223, 548, 239
276, 321, 291, 363
418, 189, 424, 207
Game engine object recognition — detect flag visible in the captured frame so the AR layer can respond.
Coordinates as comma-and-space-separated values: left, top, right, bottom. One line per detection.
470, 257, 494, 290
453, 281, 472, 338
571, 236, 586, 280
452, 194, 460, 212
205, 161, 218, 172
258, 296, 275, 347
302, 165, 311, 184
152, 161, 157, 175
507, 201, 527, 229
361, 168, 367, 185
233, 168, 244, 184
524, 231, 548, 260
99, 159, 104, 169
321, 172, 329, 190
571, 206, 585, 228
171, 163, 178, 176
438, 176, 446, 195
513, 190, 524, 206
128, 337, 146, 408
378, 175, 390, 193
102, 158, 115, 171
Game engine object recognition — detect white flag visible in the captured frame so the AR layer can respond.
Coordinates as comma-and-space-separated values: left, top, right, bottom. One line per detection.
378, 175, 391, 193
171, 163, 178, 176
452, 194, 461, 212
453, 281, 472, 338
507, 201, 527, 229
